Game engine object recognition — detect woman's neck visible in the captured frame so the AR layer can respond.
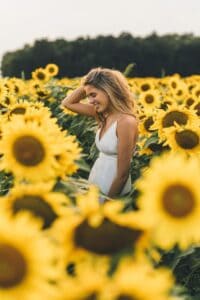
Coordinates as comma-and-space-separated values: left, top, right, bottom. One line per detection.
103, 111, 121, 121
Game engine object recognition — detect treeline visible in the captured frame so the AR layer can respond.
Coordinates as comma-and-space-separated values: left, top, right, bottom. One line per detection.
1, 32, 200, 78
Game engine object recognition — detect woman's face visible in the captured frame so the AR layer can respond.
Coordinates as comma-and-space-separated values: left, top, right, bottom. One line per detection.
84, 85, 111, 114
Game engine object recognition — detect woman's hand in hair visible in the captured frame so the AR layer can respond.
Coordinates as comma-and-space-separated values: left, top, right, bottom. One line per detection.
61, 86, 97, 117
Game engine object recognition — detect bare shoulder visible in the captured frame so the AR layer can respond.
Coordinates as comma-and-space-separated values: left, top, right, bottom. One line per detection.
118, 114, 138, 130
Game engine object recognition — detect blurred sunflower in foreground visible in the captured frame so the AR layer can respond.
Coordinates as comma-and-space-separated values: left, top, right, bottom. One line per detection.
0, 115, 81, 182
136, 152, 200, 250
101, 257, 175, 300
0, 182, 70, 230
0, 213, 60, 300
54, 187, 152, 265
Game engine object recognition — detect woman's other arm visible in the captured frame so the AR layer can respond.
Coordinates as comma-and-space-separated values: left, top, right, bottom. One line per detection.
61, 86, 96, 117
107, 116, 138, 198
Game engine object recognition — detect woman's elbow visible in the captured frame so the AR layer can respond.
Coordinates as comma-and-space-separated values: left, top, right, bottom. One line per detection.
61, 98, 70, 108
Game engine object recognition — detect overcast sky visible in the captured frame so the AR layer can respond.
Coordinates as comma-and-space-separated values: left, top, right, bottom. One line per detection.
1, 0, 200, 62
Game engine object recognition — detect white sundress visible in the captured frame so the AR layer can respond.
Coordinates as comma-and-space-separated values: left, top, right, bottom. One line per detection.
88, 120, 132, 196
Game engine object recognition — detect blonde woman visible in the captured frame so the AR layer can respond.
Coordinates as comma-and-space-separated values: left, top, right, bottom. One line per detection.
62, 67, 138, 199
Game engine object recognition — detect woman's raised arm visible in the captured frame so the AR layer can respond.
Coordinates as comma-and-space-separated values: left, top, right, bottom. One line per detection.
61, 86, 96, 117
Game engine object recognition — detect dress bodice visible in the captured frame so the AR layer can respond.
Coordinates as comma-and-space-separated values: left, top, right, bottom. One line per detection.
95, 120, 118, 156
88, 119, 132, 197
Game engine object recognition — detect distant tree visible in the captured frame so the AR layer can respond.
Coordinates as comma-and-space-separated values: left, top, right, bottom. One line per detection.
1, 33, 200, 78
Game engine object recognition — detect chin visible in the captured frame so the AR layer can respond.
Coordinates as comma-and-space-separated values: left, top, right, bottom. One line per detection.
96, 106, 102, 112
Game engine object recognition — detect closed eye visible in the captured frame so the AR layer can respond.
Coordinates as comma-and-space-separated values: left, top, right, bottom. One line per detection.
87, 93, 97, 97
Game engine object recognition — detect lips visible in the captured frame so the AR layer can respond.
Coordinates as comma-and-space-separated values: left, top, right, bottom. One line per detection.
94, 101, 100, 110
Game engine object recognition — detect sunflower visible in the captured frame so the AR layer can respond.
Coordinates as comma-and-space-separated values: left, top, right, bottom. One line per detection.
139, 90, 161, 113
22, 106, 54, 125
35, 87, 50, 101
0, 80, 8, 102
0, 182, 70, 230
150, 103, 198, 142
184, 94, 197, 108
6, 101, 54, 126
55, 190, 152, 261
45, 63, 59, 77
101, 257, 174, 300
167, 75, 182, 91
53, 132, 82, 178
192, 100, 200, 116
0, 213, 60, 300
7, 78, 26, 97
138, 79, 155, 92
3, 93, 17, 107
6, 100, 32, 120
32, 68, 50, 83
170, 81, 188, 103
139, 111, 157, 137
0, 116, 65, 181
191, 85, 200, 98
58, 258, 108, 300
163, 123, 200, 155
136, 152, 200, 250
28, 79, 43, 97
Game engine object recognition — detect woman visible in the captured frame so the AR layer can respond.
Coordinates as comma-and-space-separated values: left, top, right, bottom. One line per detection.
61, 67, 138, 199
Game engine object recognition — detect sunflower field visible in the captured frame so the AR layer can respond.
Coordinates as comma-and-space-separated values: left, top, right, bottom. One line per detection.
0, 63, 199, 300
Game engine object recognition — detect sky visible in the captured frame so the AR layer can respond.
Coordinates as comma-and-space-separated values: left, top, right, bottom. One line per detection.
1, 0, 200, 62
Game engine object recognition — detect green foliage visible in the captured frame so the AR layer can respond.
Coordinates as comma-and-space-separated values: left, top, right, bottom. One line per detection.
2, 33, 200, 78
173, 247, 200, 297
123, 63, 136, 77
0, 171, 13, 196
155, 245, 200, 299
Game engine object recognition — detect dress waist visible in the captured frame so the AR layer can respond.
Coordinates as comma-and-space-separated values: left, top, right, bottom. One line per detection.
98, 152, 117, 160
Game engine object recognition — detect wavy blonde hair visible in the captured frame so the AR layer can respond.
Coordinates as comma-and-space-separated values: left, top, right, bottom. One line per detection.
82, 67, 137, 123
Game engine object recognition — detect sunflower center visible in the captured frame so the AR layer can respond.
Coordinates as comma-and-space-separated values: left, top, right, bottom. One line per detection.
5, 97, 11, 105
162, 111, 188, 128
48, 67, 55, 73
171, 81, 177, 89
0, 244, 27, 288
33, 84, 40, 89
194, 103, 200, 116
189, 84, 194, 91
162, 184, 195, 218
175, 130, 199, 149
85, 293, 98, 300
195, 90, 200, 97
117, 294, 139, 300
177, 89, 183, 96
74, 218, 142, 255
37, 72, 45, 80
141, 84, 150, 91
13, 135, 45, 166
144, 116, 154, 132
14, 86, 19, 93
186, 98, 194, 107
144, 94, 154, 104
37, 90, 47, 97
10, 107, 26, 115
13, 195, 58, 229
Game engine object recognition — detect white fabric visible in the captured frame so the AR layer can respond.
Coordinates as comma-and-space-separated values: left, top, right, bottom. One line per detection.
88, 120, 132, 196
